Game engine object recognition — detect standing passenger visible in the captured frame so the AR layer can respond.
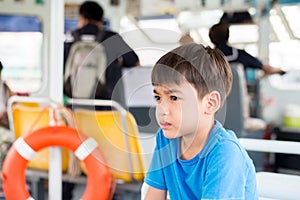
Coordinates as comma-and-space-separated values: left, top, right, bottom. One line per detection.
63, 1, 139, 199
208, 22, 285, 76
64, 0, 140, 100
143, 43, 258, 199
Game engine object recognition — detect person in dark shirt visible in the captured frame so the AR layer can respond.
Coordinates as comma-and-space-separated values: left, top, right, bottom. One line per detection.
208, 22, 285, 75
179, 22, 285, 76
64, 1, 140, 100
63, 1, 139, 199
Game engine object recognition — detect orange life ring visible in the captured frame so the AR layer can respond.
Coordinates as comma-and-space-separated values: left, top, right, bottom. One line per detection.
1, 126, 112, 200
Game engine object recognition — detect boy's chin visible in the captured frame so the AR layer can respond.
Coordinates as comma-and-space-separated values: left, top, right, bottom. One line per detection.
162, 130, 180, 139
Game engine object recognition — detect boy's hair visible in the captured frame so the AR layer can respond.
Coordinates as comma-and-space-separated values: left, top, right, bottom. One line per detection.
209, 23, 229, 46
151, 43, 232, 108
0, 61, 3, 71
79, 1, 104, 22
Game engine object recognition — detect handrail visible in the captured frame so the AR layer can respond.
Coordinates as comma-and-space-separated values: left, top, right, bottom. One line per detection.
7, 95, 50, 136
239, 138, 300, 155
239, 137, 300, 199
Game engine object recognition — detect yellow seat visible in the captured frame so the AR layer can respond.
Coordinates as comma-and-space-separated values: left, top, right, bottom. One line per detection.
18, 102, 40, 108
12, 104, 69, 172
74, 109, 146, 182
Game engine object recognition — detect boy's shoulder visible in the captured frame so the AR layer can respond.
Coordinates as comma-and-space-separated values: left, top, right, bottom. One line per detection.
203, 121, 242, 153
208, 121, 251, 161
213, 120, 238, 140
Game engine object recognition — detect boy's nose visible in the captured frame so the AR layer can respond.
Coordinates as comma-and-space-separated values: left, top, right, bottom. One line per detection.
157, 101, 170, 116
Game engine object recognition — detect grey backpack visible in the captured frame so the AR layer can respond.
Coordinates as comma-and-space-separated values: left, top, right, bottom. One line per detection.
64, 30, 108, 99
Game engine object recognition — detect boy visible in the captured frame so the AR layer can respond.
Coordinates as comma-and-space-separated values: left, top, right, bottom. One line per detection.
143, 43, 258, 199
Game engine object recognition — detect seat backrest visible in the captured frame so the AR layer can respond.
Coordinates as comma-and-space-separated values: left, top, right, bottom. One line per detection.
217, 63, 245, 137
13, 104, 49, 138
74, 109, 146, 182
119, 67, 159, 133
12, 104, 69, 171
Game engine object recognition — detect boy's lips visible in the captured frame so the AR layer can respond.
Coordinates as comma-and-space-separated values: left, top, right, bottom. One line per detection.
160, 121, 172, 129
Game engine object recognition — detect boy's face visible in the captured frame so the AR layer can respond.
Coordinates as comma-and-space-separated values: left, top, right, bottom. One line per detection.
153, 79, 207, 139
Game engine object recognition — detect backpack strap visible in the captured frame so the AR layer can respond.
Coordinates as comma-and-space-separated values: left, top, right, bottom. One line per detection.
72, 29, 81, 42
95, 28, 106, 43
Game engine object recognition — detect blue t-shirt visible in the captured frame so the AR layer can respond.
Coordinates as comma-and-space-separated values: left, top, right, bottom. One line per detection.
144, 120, 258, 200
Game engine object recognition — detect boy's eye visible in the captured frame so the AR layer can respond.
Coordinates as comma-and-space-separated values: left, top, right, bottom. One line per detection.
170, 96, 178, 101
154, 95, 160, 101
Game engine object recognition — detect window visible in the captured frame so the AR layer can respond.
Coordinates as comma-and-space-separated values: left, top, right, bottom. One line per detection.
0, 15, 43, 93
269, 4, 300, 89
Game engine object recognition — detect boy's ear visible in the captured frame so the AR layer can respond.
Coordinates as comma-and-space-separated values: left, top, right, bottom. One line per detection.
204, 91, 221, 114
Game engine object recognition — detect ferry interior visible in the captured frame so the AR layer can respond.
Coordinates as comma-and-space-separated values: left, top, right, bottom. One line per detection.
0, 0, 300, 199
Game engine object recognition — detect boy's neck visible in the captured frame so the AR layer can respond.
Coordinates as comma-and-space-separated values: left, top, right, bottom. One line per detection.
180, 118, 214, 160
